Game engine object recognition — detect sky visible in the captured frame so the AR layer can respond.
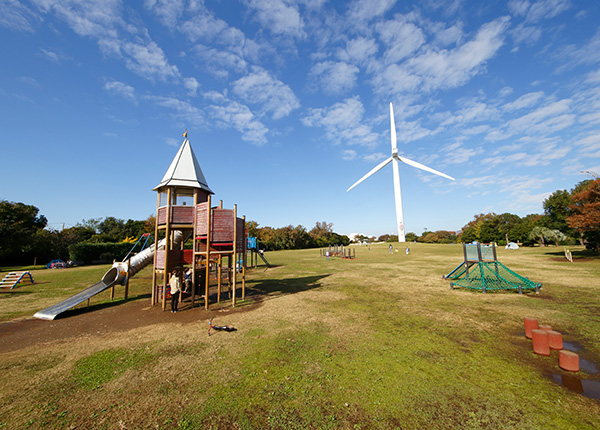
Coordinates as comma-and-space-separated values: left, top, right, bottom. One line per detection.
1, 0, 600, 238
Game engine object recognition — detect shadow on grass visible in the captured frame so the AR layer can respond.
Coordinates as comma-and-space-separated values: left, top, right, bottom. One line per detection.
57, 293, 152, 319
244, 274, 331, 301
544, 249, 599, 259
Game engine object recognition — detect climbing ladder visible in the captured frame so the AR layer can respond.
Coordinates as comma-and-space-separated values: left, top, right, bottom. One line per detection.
0, 271, 35, 289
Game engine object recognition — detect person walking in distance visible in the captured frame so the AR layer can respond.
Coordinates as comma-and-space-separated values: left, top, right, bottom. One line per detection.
169, 269, 182, 313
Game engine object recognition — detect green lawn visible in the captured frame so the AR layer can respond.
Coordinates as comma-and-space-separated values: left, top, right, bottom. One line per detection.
0, 243, 599, 429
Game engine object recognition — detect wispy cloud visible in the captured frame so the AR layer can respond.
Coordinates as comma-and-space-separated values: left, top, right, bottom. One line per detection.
231, 67, 300, 119
104, 80, 137, 105
302, 97, 380, 147
204, 91, 269, 145
0, 0, 38, 32
243, 0, 304, 38
308, 61, 359, 95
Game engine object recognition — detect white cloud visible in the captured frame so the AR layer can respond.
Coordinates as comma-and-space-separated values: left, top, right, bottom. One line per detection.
502, 91, 544, 111
183, 77, 200, 96
308, 61, 359, 95
40, 48, 61, 63
32, 0, 123, 38
104, 80, 137, 104
204, 92, 269, 145
302, 97, 380, 147
243, 0, 304, 38
376, 17, 425, 64
336, 37, 379, 65
122, 41, 180, 81
231, 67, 300, 119
347, 0, 397, 23
144, 0, 184, 29
408, 17, 510, 91
145, 95, 204, 125
508, 0, 571, 23
193, 44, 248, 78
0, 0, 38, 32
574, 133, 600, 157
342, 149, 357, 160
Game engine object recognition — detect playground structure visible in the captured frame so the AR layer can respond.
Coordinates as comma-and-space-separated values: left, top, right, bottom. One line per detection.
247, 237, 271, 268
445, 242, 541, 294
34, 132, 246, 320
0, 271, 34, 290
320, 244, 355, 259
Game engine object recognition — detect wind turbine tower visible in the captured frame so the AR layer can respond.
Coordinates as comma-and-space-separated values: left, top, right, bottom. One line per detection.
347, 103, 455, 242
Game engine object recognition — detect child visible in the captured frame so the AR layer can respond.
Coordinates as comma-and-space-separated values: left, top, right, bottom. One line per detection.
169, 269, 181, 313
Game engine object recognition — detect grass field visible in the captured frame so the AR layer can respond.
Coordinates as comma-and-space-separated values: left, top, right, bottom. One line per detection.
1, 243, 599, 429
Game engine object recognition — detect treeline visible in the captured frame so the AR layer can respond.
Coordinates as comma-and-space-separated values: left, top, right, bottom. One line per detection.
372, 178, 599, 251
246, 221, 350, 251
0, 201, 154, 266
1, 178, 598, 266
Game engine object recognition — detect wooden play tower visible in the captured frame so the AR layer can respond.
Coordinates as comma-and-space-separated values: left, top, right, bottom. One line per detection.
151, 131, 246, 310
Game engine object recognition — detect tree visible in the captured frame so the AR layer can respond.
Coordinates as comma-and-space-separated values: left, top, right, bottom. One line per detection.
378, 234, 390, 242
529, 226, 554, 246
405, 232, 417, 242
567, 178, 600, 251
246, 220, 259, 238
0, 200, 48, 263
458, 213, 496, 243
541, 189, 573, 235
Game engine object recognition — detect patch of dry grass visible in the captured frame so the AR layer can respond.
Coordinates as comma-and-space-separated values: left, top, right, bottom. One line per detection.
1, 244, 599, 429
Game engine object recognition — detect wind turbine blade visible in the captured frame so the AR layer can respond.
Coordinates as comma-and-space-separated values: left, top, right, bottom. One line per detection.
392, 158, 405, 242
397, 155, 455, 181
390, 103, 397, 153
346, 157, 393, 192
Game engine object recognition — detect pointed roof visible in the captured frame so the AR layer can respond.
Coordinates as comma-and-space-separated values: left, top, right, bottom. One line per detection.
153, 137, 214, 193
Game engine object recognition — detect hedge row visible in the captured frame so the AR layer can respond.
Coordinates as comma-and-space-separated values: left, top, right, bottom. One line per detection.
68, 242, 133, 264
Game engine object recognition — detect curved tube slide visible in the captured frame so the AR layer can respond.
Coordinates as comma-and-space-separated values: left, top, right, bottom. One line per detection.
33, 231, 183, 320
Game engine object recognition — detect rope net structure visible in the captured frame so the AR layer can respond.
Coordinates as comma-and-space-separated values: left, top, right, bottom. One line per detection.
445, 243, 541, 294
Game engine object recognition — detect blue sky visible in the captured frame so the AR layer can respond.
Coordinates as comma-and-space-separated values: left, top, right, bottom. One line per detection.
1, 0, 599, 238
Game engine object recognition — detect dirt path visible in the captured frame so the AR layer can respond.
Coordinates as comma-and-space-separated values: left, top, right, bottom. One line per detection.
0, 294, 263, 353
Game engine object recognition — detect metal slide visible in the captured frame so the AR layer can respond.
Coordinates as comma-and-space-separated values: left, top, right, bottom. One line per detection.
34, 231, 183, 320
257, 252, 271, 268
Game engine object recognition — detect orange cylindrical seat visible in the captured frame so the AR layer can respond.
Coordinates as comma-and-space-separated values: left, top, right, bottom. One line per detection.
531, 329, 550, 356
559, 350, 579, 372
547, 330, 563, 350
524, 317, 538, 339
539, 324, 552, 331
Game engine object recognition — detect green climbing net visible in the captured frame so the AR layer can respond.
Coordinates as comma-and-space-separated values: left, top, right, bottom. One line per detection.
447, 260, 541, 293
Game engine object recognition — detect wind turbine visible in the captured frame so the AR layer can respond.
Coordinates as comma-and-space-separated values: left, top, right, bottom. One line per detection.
347, 103, 455, 242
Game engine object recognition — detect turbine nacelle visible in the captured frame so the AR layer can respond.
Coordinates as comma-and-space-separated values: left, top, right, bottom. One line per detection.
346, 102, 455, 242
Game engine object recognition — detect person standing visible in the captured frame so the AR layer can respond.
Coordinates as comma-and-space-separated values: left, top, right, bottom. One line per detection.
169, 269, 182, 313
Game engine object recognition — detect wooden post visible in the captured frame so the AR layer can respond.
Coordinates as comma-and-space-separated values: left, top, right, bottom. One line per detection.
192, 189, 199, 308
242, 215, 246, 300
162, 187, 172, 311
232, 205, 237, 307
217, 254, 222, 303
152, 191, 160, 305
205, 195, 212, 310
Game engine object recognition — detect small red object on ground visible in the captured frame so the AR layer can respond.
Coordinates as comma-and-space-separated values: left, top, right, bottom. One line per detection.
532, 329, 550, 356
547, 330, 563, 350
559, 350, 579, 372
524, 317, 538, 339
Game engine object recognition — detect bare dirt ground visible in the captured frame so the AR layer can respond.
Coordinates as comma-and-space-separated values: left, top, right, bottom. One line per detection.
0, 293, 263, 353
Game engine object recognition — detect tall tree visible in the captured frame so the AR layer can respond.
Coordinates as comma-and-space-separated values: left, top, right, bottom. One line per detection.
541, 189, 573, 235
0, 200, 48, 263
567, 178, 600, 251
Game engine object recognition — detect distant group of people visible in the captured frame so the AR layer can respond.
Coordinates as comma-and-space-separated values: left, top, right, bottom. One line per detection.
389, 244, 410, 255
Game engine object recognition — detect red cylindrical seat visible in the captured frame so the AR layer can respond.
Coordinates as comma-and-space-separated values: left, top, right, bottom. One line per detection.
559, 350, 579, 372
539, 324, 552, 331
524, 317, 538, 339
531, 329, 550, 356
547, 330, 563, 350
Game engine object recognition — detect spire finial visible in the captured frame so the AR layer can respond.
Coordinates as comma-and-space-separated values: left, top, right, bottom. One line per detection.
183, 129, 188, 138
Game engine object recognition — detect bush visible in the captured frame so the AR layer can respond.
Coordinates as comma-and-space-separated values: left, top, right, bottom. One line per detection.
69, 242, 133, 264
